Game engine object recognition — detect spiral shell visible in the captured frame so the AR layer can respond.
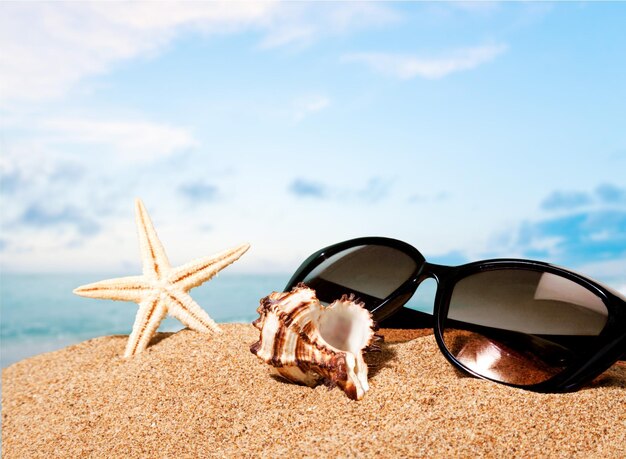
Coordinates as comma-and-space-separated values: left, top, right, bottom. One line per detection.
250, 284, 377, 400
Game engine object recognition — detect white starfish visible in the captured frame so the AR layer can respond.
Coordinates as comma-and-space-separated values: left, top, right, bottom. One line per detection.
74, 199, 250, 358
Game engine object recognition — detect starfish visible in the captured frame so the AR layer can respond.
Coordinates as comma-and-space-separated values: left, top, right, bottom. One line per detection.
74, 198, 250, 358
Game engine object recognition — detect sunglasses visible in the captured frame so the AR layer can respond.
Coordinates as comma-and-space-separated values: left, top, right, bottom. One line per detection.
285, 237, 626, 392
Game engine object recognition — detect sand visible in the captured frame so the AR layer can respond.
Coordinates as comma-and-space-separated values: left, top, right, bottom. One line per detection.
2, 324, 625, 458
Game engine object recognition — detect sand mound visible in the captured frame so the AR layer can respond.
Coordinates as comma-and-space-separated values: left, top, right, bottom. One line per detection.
2, 324, 625, 458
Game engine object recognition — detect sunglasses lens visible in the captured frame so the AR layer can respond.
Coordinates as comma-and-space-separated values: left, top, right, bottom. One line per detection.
299, 244, 419, 309
442, 269, 608, 386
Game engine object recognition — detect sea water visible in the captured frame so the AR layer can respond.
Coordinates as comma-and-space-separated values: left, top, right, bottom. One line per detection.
0, 273, 435, 368
0, 273, 288, 368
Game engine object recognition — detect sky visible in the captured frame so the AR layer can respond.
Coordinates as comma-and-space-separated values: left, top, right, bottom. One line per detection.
0, 1, 625, 293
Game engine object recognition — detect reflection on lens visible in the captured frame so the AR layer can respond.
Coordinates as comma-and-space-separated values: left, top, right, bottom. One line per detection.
442, 269, 608, 386
302, 245, 418, 310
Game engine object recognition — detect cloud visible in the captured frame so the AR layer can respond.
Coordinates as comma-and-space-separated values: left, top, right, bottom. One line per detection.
596, 183, 626, 205
343, 43, 508, 79
293, 95, 331, 122
0, 142, 88, 204
288, 176, 392, 202
408, 192, 450, 204
0, 2, 400, 105
258, 3, 399, 49
259, 24, 316, 49
49, 162, 85, 183
179, 182, 219, 203
18, 203, 100, 236
43, 118, 198, 162
357, 177, 392, 203
0, 169, 22, 195
289, 179, 327, 199
0, 2, 278, 104
516, 210, 626, 265
491, 185, 626, 274
541, 183, 626, 211
541, 190, 591, 211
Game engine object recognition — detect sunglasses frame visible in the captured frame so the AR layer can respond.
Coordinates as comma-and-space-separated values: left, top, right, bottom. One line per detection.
285, 236, 626, 392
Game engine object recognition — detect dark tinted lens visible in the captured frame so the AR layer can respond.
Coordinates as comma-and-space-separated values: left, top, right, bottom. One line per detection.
301, 245, 418, 310
442, 269, 608, 386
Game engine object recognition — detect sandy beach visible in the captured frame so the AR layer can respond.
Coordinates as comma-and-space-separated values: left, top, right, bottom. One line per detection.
2, 324, 625, 458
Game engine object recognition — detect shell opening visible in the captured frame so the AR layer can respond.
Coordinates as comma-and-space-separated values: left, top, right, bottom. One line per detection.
318, 299, 373, 355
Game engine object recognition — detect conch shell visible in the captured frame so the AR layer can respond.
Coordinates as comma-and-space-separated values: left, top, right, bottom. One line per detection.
250, 284, 378, 400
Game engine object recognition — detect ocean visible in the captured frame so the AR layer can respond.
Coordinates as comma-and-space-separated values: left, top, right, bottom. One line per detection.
0, 273, 287, 368
0, 273, 436, 368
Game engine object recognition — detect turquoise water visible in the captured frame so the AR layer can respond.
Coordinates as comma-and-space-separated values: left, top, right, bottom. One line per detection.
0, 273, 288, 368
0, 273, 435, 368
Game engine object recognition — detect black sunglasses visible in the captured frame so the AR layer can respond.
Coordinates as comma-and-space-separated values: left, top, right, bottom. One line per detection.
285, 237, 626, 392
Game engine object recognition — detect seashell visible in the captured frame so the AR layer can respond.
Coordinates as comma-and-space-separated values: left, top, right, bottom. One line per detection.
250, 284, 378, 400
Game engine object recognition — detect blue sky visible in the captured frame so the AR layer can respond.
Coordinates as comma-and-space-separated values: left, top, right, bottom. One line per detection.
0, 2, 625, 293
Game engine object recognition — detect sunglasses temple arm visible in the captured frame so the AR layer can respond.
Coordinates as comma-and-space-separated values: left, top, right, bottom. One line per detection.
559, 333, 626, 390
378, 306, 434, 329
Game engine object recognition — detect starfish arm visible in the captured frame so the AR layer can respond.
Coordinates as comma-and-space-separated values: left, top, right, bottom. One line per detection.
135, 198, 171, 279
164, 290, 222, 334
124, 294, 167, 358
73, 276, 151, 302
168, 243, 250, 291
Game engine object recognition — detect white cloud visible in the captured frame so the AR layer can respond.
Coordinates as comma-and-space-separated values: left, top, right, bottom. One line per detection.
259, 24, 316, 49
0, 2, 401, 104
576, 259, 626, 280
344, 43, 508, 79
573, 258, 626, 300
293, 95, 331, 122
0, 138, 83, 203
43, 118, 198, 162
258, 3, 399, 49
0, 2, 278, 104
